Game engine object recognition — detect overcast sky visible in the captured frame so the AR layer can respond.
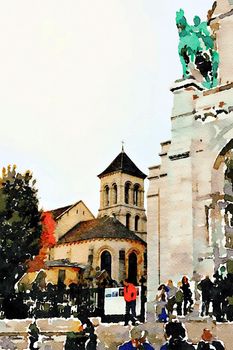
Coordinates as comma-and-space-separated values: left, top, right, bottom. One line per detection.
0, 0, 214, 215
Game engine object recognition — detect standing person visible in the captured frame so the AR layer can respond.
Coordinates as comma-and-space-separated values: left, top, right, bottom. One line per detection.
123, 279, 137, 326
166, 280, 177, 316
191, 270, 202, 302
28, 319, 40, 350
226, 294, 233, 321
175, 282, 184, 316
155, 284, 168, 322
181, 276, 193, 315
197, 276, 213, 317
212, 272, 223, 322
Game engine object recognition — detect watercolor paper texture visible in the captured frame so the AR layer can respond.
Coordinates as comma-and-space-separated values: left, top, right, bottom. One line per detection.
0, 1, 233, 349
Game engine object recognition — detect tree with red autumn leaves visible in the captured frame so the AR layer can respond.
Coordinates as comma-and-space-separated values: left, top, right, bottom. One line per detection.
40, 211, 56, 248
28, 211, 56, 272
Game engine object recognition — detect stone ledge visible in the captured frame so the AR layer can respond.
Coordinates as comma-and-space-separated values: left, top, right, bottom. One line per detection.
169, 151, 190, 161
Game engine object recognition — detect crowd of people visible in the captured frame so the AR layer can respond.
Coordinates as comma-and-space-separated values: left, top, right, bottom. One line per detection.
118, 322, 225, 350
120, 271, 230, 349
120, 278, 226, 349
154, 277, 194, 322
197, 269, 233, 322
154, 267, 233, 323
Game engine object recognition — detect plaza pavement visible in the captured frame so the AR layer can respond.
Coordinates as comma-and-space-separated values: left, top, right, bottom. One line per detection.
0, 307, 232, 350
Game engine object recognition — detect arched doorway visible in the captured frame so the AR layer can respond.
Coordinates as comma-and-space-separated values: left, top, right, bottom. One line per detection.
210, 143, 233, 269
128, 252, 137, 285
101, 250, 112, 277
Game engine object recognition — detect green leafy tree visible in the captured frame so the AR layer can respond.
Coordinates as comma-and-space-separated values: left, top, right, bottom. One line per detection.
0, 165, 42, 297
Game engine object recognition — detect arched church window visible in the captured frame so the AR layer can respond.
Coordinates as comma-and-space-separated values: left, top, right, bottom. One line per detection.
128, 252, 137, 285
100, 250, 112, 277
133, 184, 140, 206
125, 182, 131, 204
126, 213, 131, 229
112, 183, 117, 204
135, 215, 140, 231
104, 185, 110, 206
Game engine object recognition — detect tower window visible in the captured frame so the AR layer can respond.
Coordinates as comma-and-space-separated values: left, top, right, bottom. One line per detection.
104, 185, 110, 206
126, 213, 131, 229
133, 184, 140, 206
135, 215, 139, 231
112, 183, 117, 204
125, 182, 131, 204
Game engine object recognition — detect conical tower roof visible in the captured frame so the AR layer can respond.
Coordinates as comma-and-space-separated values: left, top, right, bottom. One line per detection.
98, 150, 146, 179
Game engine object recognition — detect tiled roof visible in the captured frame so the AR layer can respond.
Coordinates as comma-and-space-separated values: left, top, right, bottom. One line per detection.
51, 205, 72, 219
98, 151, 147, 179
58, 216, 146, 245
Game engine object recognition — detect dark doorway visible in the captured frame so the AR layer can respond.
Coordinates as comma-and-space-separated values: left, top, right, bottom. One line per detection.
101, 250, 112, 277
128, 252, 137, 285
58, 269, 66, 284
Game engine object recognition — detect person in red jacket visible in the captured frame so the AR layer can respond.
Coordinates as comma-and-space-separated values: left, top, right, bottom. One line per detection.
123, 278, 137, 326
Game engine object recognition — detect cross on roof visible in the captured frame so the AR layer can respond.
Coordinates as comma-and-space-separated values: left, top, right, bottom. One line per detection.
121, 140, 125, 152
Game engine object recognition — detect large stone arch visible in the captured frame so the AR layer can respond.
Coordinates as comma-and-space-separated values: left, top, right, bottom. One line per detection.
209, 138, 233, 269
209, 119, 233, 168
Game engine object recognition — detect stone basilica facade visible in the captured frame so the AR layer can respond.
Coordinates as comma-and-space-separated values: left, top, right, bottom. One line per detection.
147, 0, 233, 303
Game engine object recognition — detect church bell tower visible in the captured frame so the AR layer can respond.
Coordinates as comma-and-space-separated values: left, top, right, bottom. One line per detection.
97, 147, 147, 241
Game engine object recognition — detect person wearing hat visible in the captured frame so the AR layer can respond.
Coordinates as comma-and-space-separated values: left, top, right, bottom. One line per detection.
118, 327, 154, 350
197, 329, 225, 350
